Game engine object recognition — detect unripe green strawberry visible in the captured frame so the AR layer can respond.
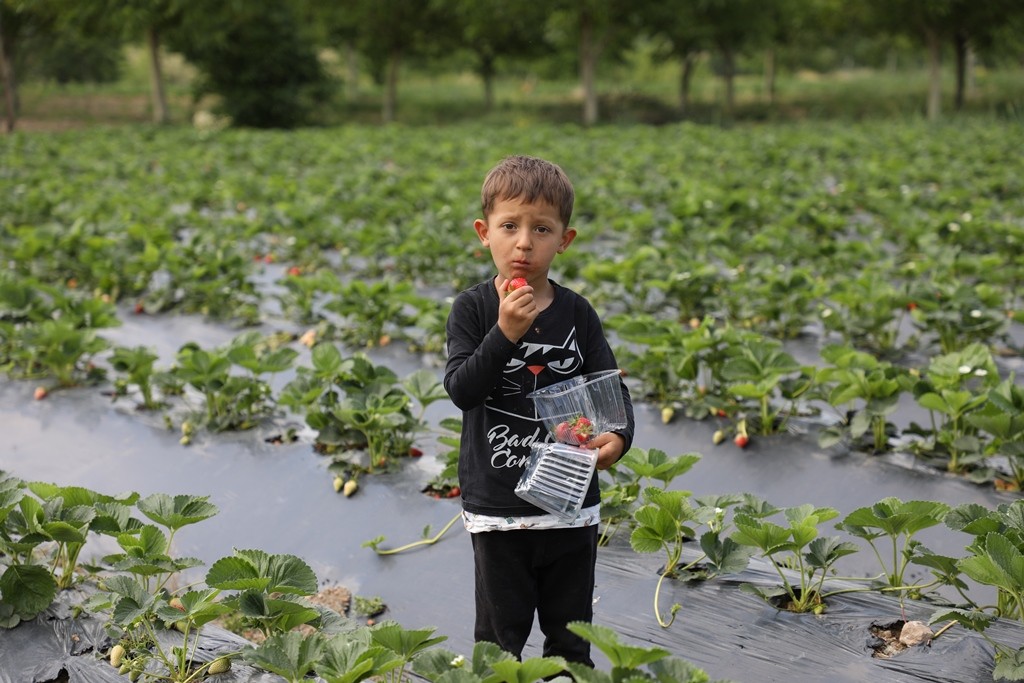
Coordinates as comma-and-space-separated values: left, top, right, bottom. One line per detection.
119, 663, 131, 675
343, 479, 358, 497
333, 475, 344, 492
181, 420, 194, 436
208, 657, 231, 674
179, 435, 191, 446
712, 429, 726, 445
661, 406, 674, 424
109, 644, 125, 667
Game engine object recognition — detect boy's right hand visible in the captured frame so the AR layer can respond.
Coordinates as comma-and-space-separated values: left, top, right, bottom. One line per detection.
495, 277, 538, 342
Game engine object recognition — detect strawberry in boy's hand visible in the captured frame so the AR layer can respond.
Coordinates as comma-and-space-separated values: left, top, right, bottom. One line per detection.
505, 277, 528, 296
554, 415, 594, 445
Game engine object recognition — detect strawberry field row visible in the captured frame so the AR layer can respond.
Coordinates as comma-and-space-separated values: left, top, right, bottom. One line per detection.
2, 120, 1021, 485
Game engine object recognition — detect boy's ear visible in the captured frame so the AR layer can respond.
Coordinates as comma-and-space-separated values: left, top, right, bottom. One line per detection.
474, 218, 489, 246
557, 227, 578, 253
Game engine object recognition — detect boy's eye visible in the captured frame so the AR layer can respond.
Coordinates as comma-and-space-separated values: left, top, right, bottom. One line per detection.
500, 222, 516, 230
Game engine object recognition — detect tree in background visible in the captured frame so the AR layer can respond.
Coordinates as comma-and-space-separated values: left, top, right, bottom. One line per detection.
0, 0, 58, 131
861, 0, 1007, 120
441, 0, 552, 113
640, 2, 709, 115
43, 0, 180, 125
315, 0, 449, 124
105, 0, 183, 125
170, 0, 328, 129
546, 0, 638, 126
693, 0, 772, 119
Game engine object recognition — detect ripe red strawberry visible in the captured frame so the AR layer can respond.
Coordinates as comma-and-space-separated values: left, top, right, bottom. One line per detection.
506, 277, 528, 296
34, 386, 48, 401
571, 416, 594, 441
555, 421, 573, 443
733, 418, 750, 448
556, 415, 594, 444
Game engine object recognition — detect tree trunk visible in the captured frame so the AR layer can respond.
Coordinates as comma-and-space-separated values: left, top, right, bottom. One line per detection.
966, 43, 977, 98
580, 9, 599, 127
0, 11, 17, 133
383, 49, 399, 123
480, 54, 495, 113
721, 44, 736, 118
953, 31, 968, 111
763, 46, 776, 106
146, 27, 169, 125
346, 42, 359, 96
678, 52, 696, 115
925, 28, 942, 121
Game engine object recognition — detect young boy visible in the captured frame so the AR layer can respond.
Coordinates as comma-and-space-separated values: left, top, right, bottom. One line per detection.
444, 155, 635, 666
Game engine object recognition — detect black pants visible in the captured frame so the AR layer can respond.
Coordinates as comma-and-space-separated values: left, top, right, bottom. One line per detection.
471, 525, 598, 666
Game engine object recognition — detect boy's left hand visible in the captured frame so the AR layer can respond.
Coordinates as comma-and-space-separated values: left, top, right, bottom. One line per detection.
589, 432, 627, 470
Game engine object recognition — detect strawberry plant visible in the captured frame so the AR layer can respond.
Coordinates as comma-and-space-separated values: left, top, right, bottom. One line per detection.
0, 476, 142, 626
719, 334, 813, 436
323, 278, 421, 348
907, 343, 999, 473
966, 377, 1024, 489
412, 639, 567, 682
609, 315, 732, 421
835, 498, 951, 596
565, 622, 712, 683
171, 331, 297, 432
816, 345, 912, 454
818, 270, 911, 355
274, 267, 342, 325
108, 344, 163, 410
908, 280, 1010, 355
730, 503, 859, 614
282, 347, 446, 470
630, 485, 756, 627
146, 232, 262, 324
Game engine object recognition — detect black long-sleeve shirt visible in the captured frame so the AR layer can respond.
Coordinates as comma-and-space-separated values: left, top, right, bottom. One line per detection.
444, 278, 635, 517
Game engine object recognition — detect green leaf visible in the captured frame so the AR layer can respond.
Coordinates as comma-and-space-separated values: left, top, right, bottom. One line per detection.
369, 620, 447, 659
0, 565, 57, 618
208, 549, 318, 595
566, 622, 669, 669
486, 657, 567, 683
137, 493, 218, 531
929, 606, 994, 633
243, 631, 326, 681
993, 646, 1024, 681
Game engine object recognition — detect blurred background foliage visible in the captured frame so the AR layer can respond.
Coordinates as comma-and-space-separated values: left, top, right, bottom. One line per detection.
0, 0, 1022, 130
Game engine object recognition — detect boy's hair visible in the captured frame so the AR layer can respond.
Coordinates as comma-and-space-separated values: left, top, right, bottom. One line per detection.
481, 155, 574, 227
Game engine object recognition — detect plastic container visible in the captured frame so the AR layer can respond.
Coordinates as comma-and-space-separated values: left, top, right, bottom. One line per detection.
527, 369, 627, 445
515, 442, 598, 521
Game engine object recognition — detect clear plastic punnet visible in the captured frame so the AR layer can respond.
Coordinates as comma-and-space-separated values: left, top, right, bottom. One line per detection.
527, 369, 627, 446
515, 442, 598, 521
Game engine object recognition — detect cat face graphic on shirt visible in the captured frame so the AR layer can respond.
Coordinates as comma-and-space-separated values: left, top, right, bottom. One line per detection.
487, 327, 583, 422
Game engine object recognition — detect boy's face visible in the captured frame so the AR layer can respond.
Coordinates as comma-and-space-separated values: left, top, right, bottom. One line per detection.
474, 196, 576, 286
